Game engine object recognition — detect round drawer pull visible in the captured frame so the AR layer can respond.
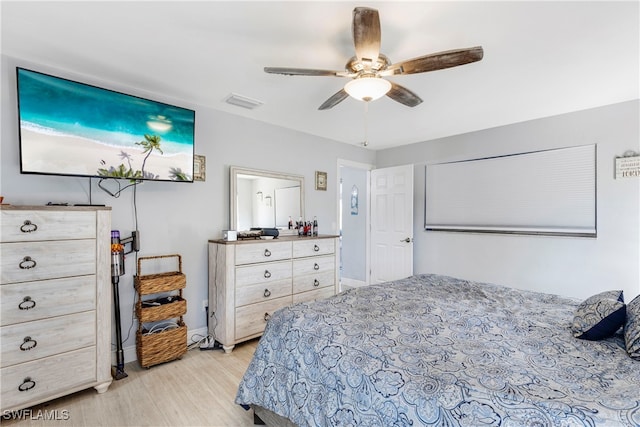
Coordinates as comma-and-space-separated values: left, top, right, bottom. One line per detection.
263, 289, 271, 298
20, 220, 38, 233
264, 270, 271, 279
314, 263, 320, 270
314, 279, 320, 287
263, 312, 271, 322
20, 336, 38, 351
264, 249, 271, 257
18, 377, 36, 392
313, 244, 320, 252
18, 296, 36, 310
19, 256, 37, 270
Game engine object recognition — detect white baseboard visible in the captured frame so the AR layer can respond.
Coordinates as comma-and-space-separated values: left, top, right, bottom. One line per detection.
112, 326, 209, 365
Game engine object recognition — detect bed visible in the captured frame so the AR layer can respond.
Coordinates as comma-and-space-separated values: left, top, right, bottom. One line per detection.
235, 274, 640, 426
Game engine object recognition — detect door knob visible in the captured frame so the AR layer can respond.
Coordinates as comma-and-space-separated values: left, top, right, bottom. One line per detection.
400, 237, 412, 243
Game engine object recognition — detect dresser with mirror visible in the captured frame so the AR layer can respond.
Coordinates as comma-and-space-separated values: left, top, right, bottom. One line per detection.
208, 167, 339, 352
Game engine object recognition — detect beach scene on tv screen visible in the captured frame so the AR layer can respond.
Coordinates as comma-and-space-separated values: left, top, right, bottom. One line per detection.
18, 68, 195, 181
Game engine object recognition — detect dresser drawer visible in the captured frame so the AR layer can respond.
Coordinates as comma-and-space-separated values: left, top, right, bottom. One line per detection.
235, 241, 292, 265
1, 347, 96, 411
293, 271, 335, 294
0, 276, 96, 326
235, 296, 291, 340
0, 240, 96, 284
236, 260, 291, 287
293, 286, 335, 304
1, 210, 96, 243
1, 311, 96, 368
236, 279, 292, 307
292, 238, 335, 258
293, 255, 335, 276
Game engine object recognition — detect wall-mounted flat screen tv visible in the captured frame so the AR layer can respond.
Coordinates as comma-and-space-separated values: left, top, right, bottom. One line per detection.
17, 67, 196, 182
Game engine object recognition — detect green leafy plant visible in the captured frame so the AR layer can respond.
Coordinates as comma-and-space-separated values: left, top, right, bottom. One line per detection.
169, 167, 190, 181
97, 163, 141, 179
136, 134, 163, 175
97, 134, 185, 181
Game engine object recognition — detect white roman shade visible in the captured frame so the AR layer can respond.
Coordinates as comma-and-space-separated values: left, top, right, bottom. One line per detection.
424, 144, 596, 236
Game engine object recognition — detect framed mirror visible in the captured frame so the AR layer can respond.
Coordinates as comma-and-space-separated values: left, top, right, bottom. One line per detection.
230, 166, 305, 232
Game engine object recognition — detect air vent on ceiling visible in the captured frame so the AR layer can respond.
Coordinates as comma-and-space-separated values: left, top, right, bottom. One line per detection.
224, 93, 264, 110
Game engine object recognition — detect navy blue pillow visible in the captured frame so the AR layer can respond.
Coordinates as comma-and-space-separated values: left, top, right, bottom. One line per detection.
572, 290, 626, 341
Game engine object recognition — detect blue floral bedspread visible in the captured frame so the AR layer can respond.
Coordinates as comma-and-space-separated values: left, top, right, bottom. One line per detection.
235, 274, 640, 426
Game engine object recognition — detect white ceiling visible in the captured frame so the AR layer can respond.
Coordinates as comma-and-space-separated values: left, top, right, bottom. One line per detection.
2, 1, 638, 150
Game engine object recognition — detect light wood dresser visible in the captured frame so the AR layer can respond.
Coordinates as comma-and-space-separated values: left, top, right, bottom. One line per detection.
208, 235, 339, 353
0, 205, 112, 412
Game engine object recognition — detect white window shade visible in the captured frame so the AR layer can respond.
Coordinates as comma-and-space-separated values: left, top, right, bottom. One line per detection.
425, 144, 596, 236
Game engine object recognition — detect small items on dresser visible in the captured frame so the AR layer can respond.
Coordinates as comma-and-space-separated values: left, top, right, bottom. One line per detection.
298, 216, 319, 237
135, 254, 187, 368
237, 230, 262, 240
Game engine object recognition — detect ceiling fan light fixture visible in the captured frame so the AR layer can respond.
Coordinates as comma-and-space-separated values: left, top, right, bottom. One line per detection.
344, 77, 391, 102
265, 8, 482, 109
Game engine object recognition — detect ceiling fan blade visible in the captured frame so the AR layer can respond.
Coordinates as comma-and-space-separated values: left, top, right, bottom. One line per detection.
318, 88, 349, 110
383, 46, 484, 76
264, 67, 350, 77
386, 82, 423, 107
352, 7, 381, 65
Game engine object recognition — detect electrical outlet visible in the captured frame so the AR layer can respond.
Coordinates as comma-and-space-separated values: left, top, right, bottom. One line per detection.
202, 299, 208, 312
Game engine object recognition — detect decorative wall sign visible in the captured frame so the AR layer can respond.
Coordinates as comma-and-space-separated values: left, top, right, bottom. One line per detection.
351, 185, 359, 215
194, 155, 206, 181
315, 171, 327, 191
615, 153, 640, 179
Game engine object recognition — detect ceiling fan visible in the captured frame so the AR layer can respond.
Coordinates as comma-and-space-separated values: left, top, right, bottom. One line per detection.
264, 7, 483, 110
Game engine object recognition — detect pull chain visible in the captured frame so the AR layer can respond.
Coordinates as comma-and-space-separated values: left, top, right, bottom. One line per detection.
362, 101, 369, 147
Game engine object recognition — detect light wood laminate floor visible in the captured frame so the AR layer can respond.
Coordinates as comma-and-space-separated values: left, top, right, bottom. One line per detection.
1, 339, 259, 427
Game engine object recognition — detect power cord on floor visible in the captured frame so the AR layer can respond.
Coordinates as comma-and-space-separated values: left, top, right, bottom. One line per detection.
188, 333, 208, 349
187, 332, 224, 351
190, 311, 222, 351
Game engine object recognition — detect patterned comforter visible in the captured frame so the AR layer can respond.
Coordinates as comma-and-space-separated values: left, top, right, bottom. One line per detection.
235, 274, 640, 426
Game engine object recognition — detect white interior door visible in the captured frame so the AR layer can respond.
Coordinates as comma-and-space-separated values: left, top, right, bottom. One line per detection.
370, 164, 414, 284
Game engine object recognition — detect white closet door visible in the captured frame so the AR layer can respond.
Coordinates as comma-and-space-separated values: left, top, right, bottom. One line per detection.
370, 164, 414, 284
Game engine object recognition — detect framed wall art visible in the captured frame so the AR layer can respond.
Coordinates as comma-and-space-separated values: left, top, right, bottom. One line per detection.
194, 155, 206, 181
315, 171, 327, 191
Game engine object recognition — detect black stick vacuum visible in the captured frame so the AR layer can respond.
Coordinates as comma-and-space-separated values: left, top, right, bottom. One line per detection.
110, 230, 140, 379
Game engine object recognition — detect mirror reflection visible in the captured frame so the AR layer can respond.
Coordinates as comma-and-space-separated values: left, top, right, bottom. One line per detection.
230, 166, 304, 231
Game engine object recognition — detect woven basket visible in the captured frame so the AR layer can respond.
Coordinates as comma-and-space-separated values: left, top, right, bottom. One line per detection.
135, 254, 186, 295
136, 297, 187, 323
136, 321, 187, 368
135, 254, 187, 368
135, 272, 185, 295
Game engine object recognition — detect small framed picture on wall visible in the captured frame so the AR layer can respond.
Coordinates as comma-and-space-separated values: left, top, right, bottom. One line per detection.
315, 171, 327, 191
194, 155, 206, 181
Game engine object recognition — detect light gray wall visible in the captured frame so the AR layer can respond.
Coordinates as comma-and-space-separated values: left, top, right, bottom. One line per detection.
4, 52, 638, 362
0, 55, 376, 361
377, 100, 640, 301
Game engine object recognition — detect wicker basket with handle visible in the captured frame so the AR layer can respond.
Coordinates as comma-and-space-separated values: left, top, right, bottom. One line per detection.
135, 254, 186, 295
135, 254, 187, 368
